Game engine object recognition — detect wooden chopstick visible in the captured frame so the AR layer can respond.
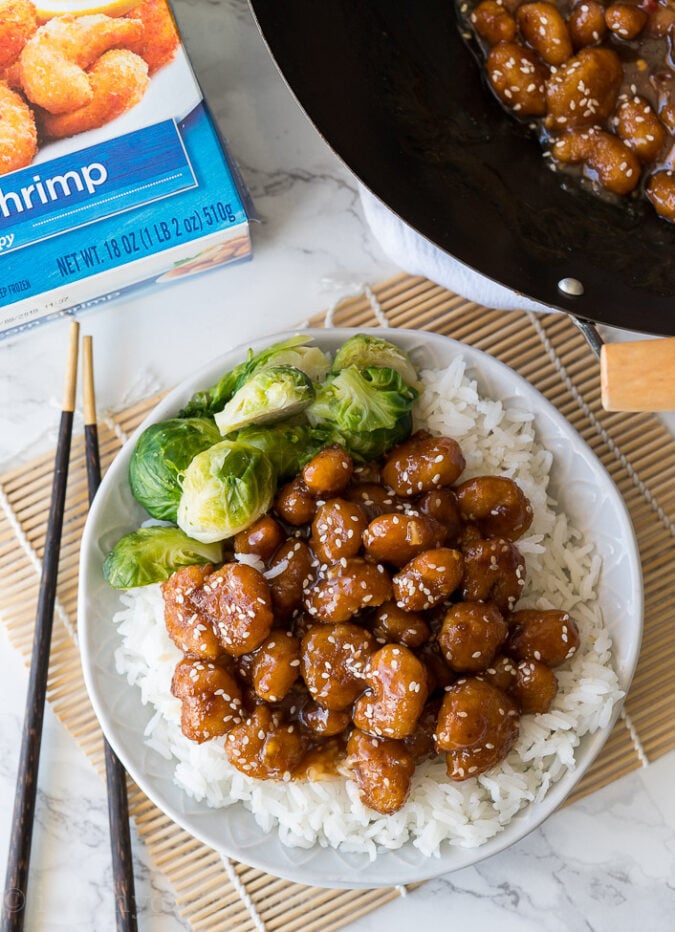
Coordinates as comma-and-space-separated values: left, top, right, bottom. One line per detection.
82, 336, 138, 932
2, 321, 80, 932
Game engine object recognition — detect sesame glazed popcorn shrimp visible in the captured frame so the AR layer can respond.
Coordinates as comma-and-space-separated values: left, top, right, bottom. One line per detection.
460, 0, 675, 222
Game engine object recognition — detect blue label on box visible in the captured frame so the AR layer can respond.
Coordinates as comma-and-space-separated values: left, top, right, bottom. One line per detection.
0, 102, 251, 324
0, 120, 196, 254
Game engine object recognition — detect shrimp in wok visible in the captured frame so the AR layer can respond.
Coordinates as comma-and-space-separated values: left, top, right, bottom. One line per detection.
40, 47, 149, 138
0, 79, 36, 173
19, 12, 143, 114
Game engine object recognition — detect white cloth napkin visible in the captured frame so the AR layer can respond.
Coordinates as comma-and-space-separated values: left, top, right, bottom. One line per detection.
360, 185, 558, 315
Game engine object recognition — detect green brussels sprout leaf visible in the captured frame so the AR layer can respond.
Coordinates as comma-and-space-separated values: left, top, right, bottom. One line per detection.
245, 337, 330, 385
330, 412, 414, 462
308, 366, 417, 432
177, 440, 276, 543
234, 422, 333, 479
103, 526, 222, 589
179, 335, 330, 418
308, 366, 417, 463
129, 417, 221, 523
214, 366, 315, 436
332, 334, 420, 388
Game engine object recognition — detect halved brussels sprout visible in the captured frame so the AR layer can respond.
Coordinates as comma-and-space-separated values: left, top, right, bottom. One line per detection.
179, 335, 330, 418
331, 334, 419, 388
308, 366, 418, 462
103, 526, 222, 589
247, 336, 330, 383
214, 366, 314, 436
129, 417, 220, 523
309, 366, 417, 431
177, 440, 276, 543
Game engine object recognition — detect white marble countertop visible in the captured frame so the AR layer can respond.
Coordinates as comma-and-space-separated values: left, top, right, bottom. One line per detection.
0, 1, 673, 929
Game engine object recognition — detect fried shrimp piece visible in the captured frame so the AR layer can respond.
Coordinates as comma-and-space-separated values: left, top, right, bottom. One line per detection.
0, 0, 37, 69
20, 13, 143, 114
40, 48, 149, 138
125, 0, 180, 74
1, 60, 23, 89
0, 81, 36, 174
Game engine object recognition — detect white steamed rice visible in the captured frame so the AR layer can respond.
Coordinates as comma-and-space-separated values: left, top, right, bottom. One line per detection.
112, 356, 622, 860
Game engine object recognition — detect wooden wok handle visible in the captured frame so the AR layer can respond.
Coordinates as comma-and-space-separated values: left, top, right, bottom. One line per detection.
600, 337, 675, 412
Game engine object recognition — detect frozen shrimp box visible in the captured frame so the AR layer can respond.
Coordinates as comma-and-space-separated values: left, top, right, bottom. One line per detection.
0, 0, 253, 339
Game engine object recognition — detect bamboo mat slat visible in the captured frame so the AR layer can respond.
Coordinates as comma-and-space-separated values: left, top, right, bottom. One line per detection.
0, 273, 673, 930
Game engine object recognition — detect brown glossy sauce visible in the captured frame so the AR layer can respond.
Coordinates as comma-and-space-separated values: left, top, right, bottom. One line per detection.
293, 737, 347, 780
457, 0, 675, 219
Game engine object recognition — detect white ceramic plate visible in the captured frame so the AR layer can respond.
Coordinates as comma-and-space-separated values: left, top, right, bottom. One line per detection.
78, 328, 643, 888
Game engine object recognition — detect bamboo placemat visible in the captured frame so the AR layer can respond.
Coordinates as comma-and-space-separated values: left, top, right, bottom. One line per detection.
0, 273, 673, 930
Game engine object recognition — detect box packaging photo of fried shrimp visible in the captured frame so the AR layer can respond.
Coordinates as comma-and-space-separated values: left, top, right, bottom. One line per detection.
0, 0, 254, 339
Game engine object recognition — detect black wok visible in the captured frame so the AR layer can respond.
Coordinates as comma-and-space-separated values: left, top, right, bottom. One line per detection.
249, 0, 675, 335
